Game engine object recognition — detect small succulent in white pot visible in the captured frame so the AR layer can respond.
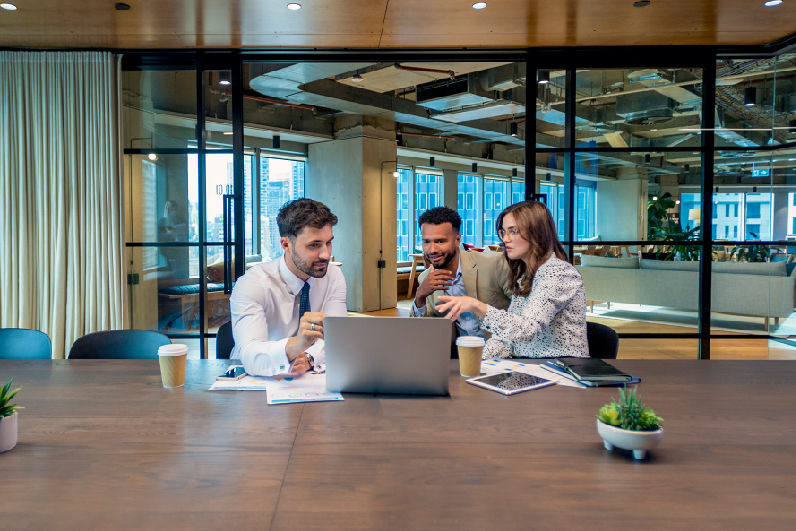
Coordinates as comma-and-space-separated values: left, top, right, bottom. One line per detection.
0, 379, 23, 453
596, 387, 663, 460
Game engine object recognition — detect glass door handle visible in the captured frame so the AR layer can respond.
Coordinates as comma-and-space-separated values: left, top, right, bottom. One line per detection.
222, 193, 237, 294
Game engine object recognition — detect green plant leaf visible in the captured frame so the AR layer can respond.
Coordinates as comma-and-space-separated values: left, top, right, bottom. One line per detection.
1, 379, 11, 400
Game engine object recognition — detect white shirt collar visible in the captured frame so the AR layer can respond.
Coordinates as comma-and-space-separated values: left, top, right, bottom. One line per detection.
279, 254, 313, 296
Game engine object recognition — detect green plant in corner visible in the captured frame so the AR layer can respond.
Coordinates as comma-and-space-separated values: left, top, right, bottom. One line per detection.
1, 379, 23, 418
647, 192, 676, 240
649, 222, 701, 261
728, 232, 770, 263
597, 387, 662, 431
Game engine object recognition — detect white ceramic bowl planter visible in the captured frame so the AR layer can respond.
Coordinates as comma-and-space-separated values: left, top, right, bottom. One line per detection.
597, 418, 663, 460
0, 412, 18, 453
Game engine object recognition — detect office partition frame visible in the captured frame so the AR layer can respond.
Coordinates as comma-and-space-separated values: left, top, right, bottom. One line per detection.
121, 39, 796, 359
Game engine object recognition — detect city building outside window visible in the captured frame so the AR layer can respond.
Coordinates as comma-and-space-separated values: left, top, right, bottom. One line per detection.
414, 170, 442, 250
396, 167, 412, 261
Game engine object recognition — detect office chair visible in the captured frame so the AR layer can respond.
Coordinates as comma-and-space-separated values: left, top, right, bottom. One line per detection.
216, 321, 235, 360
0, 328, 52, 359
68, 330, 171, 359
586, 321, 619, 359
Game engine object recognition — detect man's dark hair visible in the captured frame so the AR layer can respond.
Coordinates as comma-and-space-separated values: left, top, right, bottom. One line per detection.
277, 198, 338, 241
418, 207, 461, 233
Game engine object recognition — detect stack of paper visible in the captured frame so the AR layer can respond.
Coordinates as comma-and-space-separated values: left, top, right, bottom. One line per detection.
209, 372, 344, 405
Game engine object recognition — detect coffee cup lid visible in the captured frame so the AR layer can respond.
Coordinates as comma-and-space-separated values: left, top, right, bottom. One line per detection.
456, 336, 485, 347
158, 344, 188, 356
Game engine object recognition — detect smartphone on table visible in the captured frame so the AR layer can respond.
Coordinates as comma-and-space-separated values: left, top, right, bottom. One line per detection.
216, 366, 247, 381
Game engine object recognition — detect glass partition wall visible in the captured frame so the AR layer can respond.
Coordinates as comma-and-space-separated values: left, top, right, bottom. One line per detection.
123, 51, 796, 360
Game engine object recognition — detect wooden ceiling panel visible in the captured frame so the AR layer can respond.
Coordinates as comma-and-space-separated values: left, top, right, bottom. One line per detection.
0, 0, 793, 49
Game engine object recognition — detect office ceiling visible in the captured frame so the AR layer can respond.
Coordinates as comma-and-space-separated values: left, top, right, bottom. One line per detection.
0, 0, 794, 49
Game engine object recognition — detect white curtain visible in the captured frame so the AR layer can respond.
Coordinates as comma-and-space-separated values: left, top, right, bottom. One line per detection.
0, 51, 125, 358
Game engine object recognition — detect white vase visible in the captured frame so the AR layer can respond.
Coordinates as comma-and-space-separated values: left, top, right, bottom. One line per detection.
0, 412, 18, 453
597, 418, 663, 460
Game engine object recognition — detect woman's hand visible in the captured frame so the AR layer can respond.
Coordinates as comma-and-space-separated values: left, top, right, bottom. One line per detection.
435, 295, 488, 322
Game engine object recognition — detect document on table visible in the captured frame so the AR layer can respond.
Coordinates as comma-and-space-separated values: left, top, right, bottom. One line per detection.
209, 371, 344, 404
480, 359, 587, 388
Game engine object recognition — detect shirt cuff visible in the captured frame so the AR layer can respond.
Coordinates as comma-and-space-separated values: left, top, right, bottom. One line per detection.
306, 340, 326, 374
241, 338, 291, 377
411, 300, 427, 317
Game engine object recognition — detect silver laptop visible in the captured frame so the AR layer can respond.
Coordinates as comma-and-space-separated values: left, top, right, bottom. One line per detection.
324, 316, 452, 395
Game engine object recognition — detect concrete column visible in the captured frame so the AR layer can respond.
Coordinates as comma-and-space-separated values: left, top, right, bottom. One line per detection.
307, 116, 398, 312
595, 168, 649, 241
442, 168, 458, 211
773, 190, 789, 241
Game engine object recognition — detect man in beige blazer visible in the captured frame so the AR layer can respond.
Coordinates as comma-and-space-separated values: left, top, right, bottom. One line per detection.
410, 207, 513, 355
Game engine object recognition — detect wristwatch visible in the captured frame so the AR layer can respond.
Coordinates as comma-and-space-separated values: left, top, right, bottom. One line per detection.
306, 354, 314, 371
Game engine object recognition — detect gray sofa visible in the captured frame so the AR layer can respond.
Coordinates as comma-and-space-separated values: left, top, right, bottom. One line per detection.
576, 255, 796, 330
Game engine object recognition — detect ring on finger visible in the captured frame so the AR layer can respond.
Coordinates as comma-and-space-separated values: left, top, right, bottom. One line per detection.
311, 323, 315, 331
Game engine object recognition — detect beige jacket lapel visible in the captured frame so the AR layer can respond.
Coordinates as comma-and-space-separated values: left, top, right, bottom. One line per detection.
461, 251, 478, 301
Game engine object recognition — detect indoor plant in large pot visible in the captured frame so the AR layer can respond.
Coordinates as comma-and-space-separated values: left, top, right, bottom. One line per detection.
596, 387, 663, 460
0, 379, 23, 453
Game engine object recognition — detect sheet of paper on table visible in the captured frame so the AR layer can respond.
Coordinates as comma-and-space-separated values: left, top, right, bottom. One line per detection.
209, 370, 344, 404
481, 358, 587, 388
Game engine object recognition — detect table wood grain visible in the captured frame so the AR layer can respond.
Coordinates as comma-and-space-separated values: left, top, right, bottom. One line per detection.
1, 359, 795, 530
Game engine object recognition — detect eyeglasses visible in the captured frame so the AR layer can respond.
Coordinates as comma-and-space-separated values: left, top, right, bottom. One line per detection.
497, 227, 521, 240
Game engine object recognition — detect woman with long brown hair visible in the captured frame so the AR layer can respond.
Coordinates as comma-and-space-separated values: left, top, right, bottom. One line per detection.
436, 201, 588, 358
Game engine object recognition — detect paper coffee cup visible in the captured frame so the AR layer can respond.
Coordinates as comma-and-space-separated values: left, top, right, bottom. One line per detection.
158, 344, 188, 389
456, 336, 485, 377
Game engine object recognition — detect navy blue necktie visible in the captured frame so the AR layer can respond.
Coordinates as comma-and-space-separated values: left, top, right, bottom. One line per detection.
298, 282, 311, 321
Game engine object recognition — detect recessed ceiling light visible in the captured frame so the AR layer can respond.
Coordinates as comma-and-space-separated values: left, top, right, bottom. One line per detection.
764, 0, 783, 6
287, 3, 301, 10
472, 2, 487, 9
392, 171, 400, 178
223, 132, 234, 135
1, 3, 18, 9
148, 153, 158, 161
633, 0, 650, 6
219, 71, 231, 86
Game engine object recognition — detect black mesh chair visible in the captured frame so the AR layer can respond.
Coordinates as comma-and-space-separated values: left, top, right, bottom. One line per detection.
68, 330, 171, 359
586, 321, 619, 359
216, 322, 235, 360
0, 328, 52, 359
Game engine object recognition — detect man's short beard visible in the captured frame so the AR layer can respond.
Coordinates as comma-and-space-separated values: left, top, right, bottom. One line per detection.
291, 247, 329, 278
425, 248, 457, 269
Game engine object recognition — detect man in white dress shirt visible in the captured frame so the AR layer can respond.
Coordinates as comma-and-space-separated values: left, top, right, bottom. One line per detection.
230, 199, 347, 376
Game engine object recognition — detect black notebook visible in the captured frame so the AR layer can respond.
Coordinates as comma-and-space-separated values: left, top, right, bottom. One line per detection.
554, 357, 633, 382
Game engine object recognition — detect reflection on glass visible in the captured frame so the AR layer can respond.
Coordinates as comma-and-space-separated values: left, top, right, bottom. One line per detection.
396, 168, 412, 261
128, 245, 202, 334
204, 71, 233, 149
204, 246, 231, 335
127, 154, 199, 243
122, 68, 197, 149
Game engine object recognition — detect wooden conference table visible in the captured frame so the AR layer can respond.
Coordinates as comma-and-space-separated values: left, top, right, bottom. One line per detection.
1, 359, 796, 531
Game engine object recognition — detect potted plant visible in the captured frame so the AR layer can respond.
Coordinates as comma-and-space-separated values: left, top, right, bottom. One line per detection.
596, 387, 663, 460
727, 232, 770, 262
0, 379, 23, 453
